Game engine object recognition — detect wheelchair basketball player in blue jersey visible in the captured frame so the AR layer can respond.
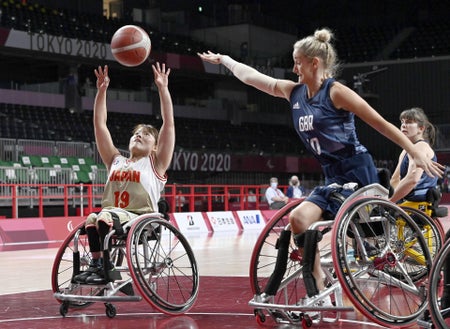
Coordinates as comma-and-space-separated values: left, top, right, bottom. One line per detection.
198, 27, 443, 309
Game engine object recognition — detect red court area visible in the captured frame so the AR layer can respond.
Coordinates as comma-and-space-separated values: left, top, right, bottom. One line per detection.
2, 207, 448, 329
0, 276, 398, 329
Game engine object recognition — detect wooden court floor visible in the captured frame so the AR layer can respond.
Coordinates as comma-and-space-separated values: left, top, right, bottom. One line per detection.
0, 229, 438, 329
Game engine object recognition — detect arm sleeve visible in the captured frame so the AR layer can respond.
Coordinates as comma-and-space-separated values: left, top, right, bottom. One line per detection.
221, 55, 278, 97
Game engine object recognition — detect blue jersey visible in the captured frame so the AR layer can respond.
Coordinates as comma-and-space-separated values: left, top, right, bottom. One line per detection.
400, 142, 438, 201
290, 78, 367, 166
290, 78, 378, 187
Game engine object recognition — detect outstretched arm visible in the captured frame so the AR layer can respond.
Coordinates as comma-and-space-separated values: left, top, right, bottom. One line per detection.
330, 82, 444, 178
152, 62, 175, 177
93, 65, 120, 170
198, 51, 296, 100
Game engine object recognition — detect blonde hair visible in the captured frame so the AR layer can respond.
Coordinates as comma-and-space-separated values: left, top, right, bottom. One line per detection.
399, 107, 436, 146
293, 28, 339, 78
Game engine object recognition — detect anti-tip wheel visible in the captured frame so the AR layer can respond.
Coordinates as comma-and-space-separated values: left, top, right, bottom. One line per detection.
105, 303, 117, 318
59, 302, 69, 317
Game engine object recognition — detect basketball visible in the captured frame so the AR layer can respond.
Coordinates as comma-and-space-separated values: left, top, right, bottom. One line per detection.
111, 25, 151, 67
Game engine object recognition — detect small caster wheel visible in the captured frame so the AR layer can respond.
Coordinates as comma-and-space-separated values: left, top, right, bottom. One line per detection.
254, 309, 266, 325
105, 303, 117, 318
302, 314, 312, 328
59, 302, 69, 317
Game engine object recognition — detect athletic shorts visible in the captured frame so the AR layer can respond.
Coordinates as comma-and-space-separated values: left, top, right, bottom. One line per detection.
86, 207, 139, 227
307, 153, 379, 218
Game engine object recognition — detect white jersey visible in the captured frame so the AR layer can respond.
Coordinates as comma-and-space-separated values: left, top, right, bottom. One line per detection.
102, 155, 167, 214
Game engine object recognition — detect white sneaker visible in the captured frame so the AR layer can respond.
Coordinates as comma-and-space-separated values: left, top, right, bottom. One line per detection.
301, 294, 333, 319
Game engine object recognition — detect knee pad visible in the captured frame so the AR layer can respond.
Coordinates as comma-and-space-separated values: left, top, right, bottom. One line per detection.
302, 230, 322, 297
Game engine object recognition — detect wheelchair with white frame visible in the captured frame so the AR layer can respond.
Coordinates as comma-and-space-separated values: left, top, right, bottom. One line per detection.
51, 204, 199, 318
249, 180, 442, 328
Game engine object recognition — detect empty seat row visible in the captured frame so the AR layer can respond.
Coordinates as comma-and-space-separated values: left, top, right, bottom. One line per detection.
0, 103, 306, 155
0, 156, 107, 184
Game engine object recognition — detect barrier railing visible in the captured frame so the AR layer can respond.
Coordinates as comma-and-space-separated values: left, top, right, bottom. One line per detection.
0, 183, 273, 219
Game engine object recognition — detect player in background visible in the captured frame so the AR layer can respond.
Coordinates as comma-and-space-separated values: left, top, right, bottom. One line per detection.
389, 107, 438, 203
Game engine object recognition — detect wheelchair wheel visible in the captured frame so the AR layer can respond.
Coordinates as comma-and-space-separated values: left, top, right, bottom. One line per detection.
399, 206, 443, 280
126, 215, 199, 314
332, 196, 431, 327
249, 198, 304, 296
51, 222, 101, 308
249, 198, 336, 313
428, 238, 450, 329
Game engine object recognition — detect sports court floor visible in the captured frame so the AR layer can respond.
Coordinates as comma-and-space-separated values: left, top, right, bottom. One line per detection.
0, 228, 439, 329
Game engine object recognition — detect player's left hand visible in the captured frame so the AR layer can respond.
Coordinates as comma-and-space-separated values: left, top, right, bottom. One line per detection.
94, 65, 110, 90
152, 62, 170, 88
197, 51, 222, 65
415, 156, 445, 178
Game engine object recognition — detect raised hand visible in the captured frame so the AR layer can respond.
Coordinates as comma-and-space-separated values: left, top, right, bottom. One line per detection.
197, 51, 223, 65
94, 65, 110, 90
152, 62, 170, 89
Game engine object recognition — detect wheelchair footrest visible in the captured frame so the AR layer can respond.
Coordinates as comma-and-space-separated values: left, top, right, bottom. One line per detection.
54, 292, 142, 303
248, 297, 353, 313
416, 318, 434, 329
107, 268, 122, 281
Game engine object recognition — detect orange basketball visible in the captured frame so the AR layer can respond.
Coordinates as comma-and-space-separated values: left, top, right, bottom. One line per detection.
111, 25, 151, 67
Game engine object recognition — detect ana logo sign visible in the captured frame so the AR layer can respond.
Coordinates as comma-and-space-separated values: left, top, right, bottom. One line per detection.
236, 210, 266, 231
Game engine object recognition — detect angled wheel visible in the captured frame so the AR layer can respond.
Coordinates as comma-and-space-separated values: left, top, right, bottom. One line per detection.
51, 221, 126, 311
51, 221, 102, 309
398, 206, 443, 281
249, 198, 336, 314
249, 198, 304, 297
332, 196, 431, 327
126, 215, 199, 314
428, 238, 450, 329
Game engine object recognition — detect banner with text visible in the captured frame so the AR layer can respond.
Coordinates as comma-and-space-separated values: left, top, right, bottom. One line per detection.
169, 151, 321, 173
0, 28, 207, 72
172, 212, 210, 234
235, 210, 265, 231
206, 211, 240, 232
